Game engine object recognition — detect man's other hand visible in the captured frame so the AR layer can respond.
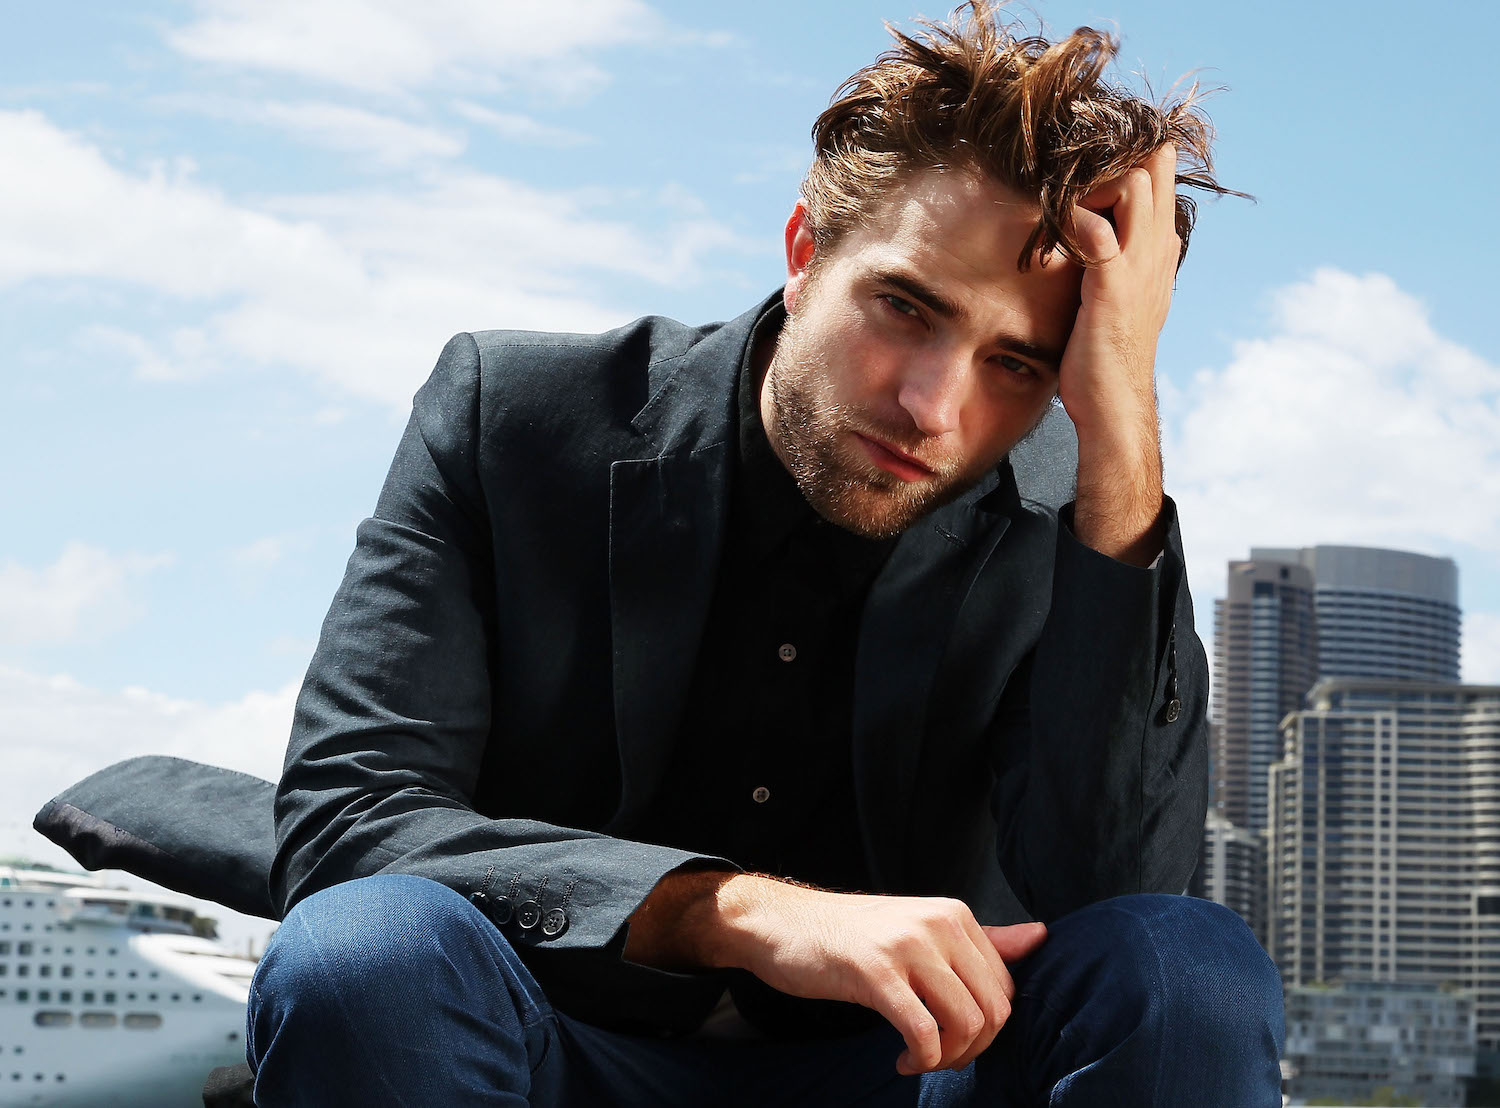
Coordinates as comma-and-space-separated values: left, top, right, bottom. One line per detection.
625, 871, 1047, 1074
1055, 142, 1180, 567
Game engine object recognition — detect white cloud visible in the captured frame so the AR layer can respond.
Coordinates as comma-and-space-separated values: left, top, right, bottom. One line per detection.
0, 109, 750, 410
154, 93, 467, 167
229, 536, 289, 572
247, 100, 465, 167
0, 110, 347, 299
451, 100, 589, 147
1464, 612, 1500, 685
1165, 267, 1500, 621
166, 0, 682, 97
0, 544, 172, 648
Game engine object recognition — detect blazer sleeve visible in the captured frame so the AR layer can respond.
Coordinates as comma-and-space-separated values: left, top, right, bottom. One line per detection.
270, 333, 733, 1025
987, 500, 1209, 922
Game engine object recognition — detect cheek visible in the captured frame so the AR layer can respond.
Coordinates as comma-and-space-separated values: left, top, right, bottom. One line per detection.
966, 388, 1053, 456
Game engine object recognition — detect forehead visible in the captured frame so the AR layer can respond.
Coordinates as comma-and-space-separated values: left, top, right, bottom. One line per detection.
826, 169, 1081, 320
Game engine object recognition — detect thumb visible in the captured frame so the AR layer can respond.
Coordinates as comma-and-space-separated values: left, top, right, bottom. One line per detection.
982, 921, 1048, 963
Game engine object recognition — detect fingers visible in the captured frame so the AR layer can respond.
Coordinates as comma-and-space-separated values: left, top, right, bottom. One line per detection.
1074, 142, 1180, 263
867, 976, 943, 1076
983, 921, 1048, 963
1147, 142, 1178, 232
910, 965, 989, 1074
869, 932, 1011, 1075
943, 924, 1014, 1070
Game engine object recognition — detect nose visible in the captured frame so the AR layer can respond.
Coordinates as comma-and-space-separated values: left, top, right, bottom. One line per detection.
895, 348, 969, 438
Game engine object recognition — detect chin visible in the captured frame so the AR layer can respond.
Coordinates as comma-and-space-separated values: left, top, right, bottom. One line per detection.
805, 481, 941, 540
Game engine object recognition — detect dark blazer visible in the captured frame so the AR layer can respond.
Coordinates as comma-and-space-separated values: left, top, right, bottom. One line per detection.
271, 292, 1209, 1033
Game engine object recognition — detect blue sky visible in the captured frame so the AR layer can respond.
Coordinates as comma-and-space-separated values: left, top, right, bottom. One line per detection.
4, 0, 1499, 945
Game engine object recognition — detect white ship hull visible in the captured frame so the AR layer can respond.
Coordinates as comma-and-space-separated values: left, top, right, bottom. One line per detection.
1, 865, 259, 1107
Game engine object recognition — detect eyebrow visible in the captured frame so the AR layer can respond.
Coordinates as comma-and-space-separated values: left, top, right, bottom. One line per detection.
874, 268, 1064, 372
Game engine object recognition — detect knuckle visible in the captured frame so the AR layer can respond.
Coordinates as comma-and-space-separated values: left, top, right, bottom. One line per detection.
914, 1017, 941, 1056
887, 927, 923, 957
928, 898, 971, 928
984, 998, 1007, 1033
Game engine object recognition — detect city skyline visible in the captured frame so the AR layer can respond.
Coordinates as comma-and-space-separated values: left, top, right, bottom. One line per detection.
4, 1, 1500, 955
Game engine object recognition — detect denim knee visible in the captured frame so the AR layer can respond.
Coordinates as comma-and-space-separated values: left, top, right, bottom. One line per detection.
251, 874, 541, 1038
1090, 894, 1283, 1045
248, 875, 559, 1104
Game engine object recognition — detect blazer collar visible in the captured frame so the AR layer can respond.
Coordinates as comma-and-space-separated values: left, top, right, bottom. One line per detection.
628, 289, 785, 459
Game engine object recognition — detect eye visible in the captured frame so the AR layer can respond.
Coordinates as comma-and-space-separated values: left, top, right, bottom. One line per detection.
995, 354, 1037, 378
880, 294, 921, 319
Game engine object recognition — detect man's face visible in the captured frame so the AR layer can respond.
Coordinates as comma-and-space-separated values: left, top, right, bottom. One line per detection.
762, 169, 1082, 539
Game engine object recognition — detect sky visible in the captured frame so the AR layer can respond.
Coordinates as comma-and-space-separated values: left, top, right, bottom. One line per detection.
3, 0, 1499, 950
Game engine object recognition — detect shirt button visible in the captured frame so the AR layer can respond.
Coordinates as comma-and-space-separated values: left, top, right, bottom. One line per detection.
778, 643, 797, 662
752, 786, 771, 804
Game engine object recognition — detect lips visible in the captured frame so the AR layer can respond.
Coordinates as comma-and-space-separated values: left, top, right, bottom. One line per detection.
853, 431, 935, 482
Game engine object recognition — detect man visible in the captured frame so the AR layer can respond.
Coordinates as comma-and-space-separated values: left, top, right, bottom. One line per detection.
248, 4, 1284, 1104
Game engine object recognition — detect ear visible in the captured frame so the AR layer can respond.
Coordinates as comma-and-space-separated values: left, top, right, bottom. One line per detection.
783, 199, 818, 313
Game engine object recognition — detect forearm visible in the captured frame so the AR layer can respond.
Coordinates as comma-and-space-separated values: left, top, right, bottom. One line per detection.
624, 869, 796, 972
1071, 410, 1165, 568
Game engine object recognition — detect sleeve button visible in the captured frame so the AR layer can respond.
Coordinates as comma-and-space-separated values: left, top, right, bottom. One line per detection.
1162, 698, 1182, 724
516, 900, 542, 930
541, 908, 568, 938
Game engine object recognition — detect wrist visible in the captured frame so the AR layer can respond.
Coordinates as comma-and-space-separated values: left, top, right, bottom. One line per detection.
1071, 430, 1165, 567
702, 872, 787, 971
623, 867, 740, 971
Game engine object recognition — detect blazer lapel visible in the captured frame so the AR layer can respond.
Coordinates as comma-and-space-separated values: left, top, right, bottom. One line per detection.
601, 300, 774, 832
852, 469, 1014, 888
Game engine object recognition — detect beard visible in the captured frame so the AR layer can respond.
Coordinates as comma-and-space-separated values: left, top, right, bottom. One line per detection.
763, 310, 981, 540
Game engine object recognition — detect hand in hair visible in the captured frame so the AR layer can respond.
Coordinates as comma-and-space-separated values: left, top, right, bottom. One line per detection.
1056, 142, 1180, 568
624, 869, 1048, 1074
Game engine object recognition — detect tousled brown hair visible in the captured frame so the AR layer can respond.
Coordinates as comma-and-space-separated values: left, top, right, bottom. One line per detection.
803, 1, 1240, 269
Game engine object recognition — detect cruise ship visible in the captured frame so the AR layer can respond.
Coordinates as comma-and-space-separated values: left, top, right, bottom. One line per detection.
0, 862, 257, 1107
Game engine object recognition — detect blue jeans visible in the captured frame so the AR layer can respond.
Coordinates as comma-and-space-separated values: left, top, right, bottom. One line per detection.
247, 875, 1283, 1106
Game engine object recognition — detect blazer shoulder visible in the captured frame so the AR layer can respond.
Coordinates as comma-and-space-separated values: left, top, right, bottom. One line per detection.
466, 314, 720, 413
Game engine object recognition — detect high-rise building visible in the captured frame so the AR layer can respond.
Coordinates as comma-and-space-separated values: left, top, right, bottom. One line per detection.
1211, 559, 1318, 834
1251, 545, 1460, 683
1269, 679, 1500, 1055
1187, 810, 1268, 942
